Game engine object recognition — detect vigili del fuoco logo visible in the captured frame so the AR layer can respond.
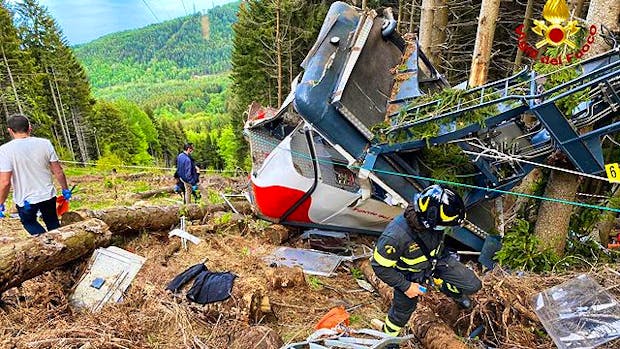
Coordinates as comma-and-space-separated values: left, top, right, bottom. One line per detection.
516, 0, 597, 65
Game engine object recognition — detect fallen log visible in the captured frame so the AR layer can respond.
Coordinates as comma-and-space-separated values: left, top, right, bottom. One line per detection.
132, 187, 175, 199
61, 204, 228, 233
359, 260, 468, 349
0, 219, 111, 294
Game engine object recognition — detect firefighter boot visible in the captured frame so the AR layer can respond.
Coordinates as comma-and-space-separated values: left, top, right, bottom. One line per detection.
452, 294, 472, 309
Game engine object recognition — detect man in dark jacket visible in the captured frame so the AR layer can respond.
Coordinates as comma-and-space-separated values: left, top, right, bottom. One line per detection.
176, 143, 200, 204
371, 185, 482, 344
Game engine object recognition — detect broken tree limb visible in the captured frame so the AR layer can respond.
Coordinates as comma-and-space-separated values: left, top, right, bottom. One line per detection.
359, 260, 468, 349
61, 204, 234, 233
132, 187, 175, 199
0, 219, 111, 294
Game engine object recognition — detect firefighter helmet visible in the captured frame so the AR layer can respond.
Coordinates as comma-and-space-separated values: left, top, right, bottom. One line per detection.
413, 185, 465, 229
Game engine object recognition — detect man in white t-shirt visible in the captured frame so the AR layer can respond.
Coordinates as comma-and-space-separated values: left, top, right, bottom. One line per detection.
0, 114, 71, 235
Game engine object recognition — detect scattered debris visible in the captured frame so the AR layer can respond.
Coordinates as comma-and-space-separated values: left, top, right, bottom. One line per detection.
166, 263, 236, 305
70, 246, 146, 312
169, 216, 201, 249
533, 274, 620, 349
283, 327, 415, 349
264, 247, 344, 277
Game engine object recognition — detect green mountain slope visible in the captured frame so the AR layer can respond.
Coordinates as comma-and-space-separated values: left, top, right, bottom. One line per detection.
74, 1, 239, 89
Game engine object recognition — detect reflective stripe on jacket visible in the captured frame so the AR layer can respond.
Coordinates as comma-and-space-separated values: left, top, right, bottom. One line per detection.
370, 214, 444, 293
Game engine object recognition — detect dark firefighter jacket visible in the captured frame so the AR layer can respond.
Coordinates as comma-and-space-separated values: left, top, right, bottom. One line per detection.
371, 213, 445, 293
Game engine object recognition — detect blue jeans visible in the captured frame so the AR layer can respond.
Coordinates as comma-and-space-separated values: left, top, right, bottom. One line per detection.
17, 197, 59, 236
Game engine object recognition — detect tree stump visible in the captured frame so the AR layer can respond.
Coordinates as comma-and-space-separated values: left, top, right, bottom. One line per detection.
359, 260, 468, 349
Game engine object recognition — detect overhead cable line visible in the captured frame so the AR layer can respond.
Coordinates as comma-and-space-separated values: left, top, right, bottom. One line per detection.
141, 0, 160, 22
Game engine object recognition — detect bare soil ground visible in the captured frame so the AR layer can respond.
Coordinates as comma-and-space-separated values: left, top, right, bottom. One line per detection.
1, 168, 619, 349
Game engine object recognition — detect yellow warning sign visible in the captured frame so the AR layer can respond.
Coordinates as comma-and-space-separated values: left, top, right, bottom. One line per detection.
605, 163, 620, 183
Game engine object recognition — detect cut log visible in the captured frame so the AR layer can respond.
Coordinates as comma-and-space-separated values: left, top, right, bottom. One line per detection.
359, 260, 468, 349
265, 266, 305, 289
132, 187, 175, 199
61, 204, 227, 233
0, 219, 111, 294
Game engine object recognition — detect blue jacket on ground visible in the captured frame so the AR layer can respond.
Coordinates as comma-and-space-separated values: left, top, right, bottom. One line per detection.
176, 152, 199, 185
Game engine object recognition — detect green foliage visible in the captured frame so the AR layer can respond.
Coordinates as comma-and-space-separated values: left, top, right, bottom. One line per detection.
533, 45, 589, 117
96, 153, 124, 171
216, 212, 233, 225
74, 3, 240, 89
216, 124, 241, 171
418, 144, 477, 185
206, 189, 224, 205
350, 267, 363, 280
231, 0, 328, 164
495, 219, 560, 272
94, 74, 229, 114
569, 208, 602, 238
1, 0, 95, 159
307, 275, 324, 290
374, 88, 497, 144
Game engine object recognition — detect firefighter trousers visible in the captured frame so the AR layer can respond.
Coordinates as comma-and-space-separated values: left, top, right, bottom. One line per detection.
385, 255, 482, 333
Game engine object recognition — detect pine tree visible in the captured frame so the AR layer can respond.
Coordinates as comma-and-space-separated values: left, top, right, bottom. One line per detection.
15, 0, 94, 161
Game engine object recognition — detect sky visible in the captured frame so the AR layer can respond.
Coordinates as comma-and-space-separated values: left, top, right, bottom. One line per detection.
35, 0, 235, 45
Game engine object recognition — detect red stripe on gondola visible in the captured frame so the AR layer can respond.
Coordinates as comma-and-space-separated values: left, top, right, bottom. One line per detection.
251, 183, 312, 222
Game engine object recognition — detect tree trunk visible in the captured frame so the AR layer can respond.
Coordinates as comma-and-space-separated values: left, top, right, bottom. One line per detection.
132, 187, 176, 199
0, 219, 111, 294
585, 0, 620, 242
275, 0, 283, 106
431, 0, 448, 68
533, 170, 580, 255
359, 260, 468, 349
568, 0, 587, 19
468, 0, 501, 87
1, 45, 22, 114
418, 0, 435, 61
513, 0, 535, 70
60, 204, 229, 234
533, 0, 619, 255
585, 0, 619, 56
397, 0, 404, 33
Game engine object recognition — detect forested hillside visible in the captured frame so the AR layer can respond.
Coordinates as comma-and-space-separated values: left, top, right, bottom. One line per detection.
74, 2, 239, 89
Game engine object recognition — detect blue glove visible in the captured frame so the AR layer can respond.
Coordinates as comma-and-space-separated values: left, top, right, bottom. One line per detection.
62, 188, 72, 201
192, 185, 199, 191
0, 203, 5, 218
174, 184, 181, 193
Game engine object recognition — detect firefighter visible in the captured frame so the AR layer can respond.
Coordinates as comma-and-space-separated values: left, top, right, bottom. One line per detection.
371, 184, 482, 343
